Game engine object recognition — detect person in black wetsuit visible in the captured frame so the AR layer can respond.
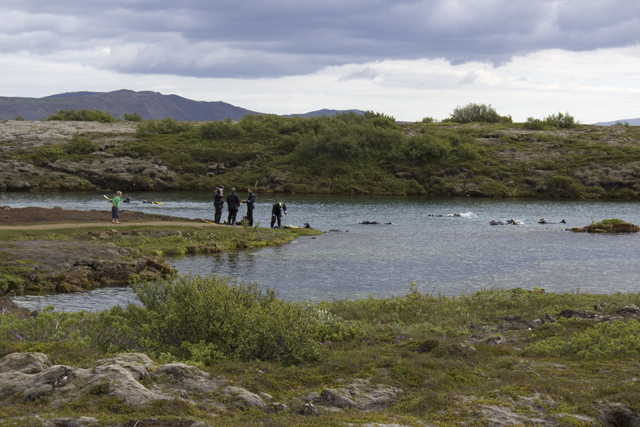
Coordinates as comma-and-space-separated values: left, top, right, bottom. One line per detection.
213, 185, 224, 223
226, 187, 241, 225
242, 188, 256, 226
270, 201, 288, 228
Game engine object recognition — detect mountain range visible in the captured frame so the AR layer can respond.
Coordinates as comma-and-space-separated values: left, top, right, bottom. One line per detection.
0, 89, 636, 124
0, 89, 364, 122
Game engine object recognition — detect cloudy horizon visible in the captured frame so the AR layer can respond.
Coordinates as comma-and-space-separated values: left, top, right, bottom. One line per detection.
1, 0, 639, 123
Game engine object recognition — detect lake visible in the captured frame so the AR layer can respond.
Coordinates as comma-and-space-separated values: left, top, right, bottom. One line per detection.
2, 191, 639, 312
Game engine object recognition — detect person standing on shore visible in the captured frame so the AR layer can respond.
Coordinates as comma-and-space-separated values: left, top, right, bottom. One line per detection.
226, 187, 240, 225
270, 201, 288, 228
242, 188, 256, 226
111, 191, 122, 224
213, 185, 224, 223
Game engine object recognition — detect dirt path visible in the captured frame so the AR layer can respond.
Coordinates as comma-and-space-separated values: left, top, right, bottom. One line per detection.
0, 221, 217, 230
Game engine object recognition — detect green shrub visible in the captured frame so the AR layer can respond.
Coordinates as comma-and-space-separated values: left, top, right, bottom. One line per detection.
46, 109, 118, 123
123, 112, 143, 122
525, 112, 579, 129
363, 111, 398, 129
523, 320, 640, 359
524, 117, 546, 130
449, 103, 512, 124
135, 118, 193, 136
399, 135, 451, 165
453, 143, 484, 161
66, 133, 99, 154
0, 274, 24, 292
130, 274, 319, 364
14, 116, 24, 121
545, 112, 579, 129
197, 121, 245, 140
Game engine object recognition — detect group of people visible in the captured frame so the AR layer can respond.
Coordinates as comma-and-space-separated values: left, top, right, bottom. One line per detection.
213, 186, 288, 228
109, 187, 290, 228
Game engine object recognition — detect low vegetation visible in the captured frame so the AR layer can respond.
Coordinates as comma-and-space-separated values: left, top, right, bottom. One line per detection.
0, 223, 320, 293
2, 105, 640, 198
2, 281, 640, 425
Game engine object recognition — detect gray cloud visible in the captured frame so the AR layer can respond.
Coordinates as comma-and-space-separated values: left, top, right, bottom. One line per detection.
338, 67, 379, 82
1, 0, 640, 78
459, 71, 479, 85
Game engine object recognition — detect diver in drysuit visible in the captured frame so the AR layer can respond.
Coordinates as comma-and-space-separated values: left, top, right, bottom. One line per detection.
213, 185, 224, 223
226, 187, 241, 225
270, 201, 288, 228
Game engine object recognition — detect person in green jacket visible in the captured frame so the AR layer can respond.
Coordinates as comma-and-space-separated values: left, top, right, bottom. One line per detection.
112, 191, 122, 224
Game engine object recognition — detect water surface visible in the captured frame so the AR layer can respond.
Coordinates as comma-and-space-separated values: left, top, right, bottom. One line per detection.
3, 192, 639, 311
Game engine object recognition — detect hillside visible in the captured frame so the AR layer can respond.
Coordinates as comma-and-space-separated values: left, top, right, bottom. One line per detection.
0, 89, 261, 121
1, 115, 640, 198
594, 118, 640, 126
283, 108, 366, 118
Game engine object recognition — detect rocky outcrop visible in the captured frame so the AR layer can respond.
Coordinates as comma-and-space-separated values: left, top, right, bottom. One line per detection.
24, 257, 177, 292
0, 352, 264, 411
298, 379, 402, 412
464, 393, 598, 427
47, 157, 179, 191
599, 402, 640, 427
573, 220, 640, 233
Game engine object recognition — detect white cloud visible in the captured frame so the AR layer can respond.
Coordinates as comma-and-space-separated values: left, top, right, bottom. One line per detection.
2, 1, 640, 78
1, 45, 639, 124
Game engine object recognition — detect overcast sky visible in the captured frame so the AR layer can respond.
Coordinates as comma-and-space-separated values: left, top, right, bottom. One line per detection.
1, 0, 639, 123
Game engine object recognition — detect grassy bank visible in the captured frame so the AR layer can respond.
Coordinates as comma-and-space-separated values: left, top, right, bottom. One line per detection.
2, 277, 640, 425
0, 223, 320, 294
3, 114, 640, 198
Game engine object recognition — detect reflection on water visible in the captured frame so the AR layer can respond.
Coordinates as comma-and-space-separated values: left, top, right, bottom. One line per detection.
4, 192, 640, 312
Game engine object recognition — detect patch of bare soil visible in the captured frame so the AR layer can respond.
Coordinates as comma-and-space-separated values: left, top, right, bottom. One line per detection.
4, 240, 120, 273
0, 207, 204, 295
0, 206, 196, 225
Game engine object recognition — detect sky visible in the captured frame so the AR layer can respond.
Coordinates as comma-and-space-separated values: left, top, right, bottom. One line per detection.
1, 0, 639, 123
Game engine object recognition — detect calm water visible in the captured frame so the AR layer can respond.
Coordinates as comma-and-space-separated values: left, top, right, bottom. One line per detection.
3, 191, 640, 312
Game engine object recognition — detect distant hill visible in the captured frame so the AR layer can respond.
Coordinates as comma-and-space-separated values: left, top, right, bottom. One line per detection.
0, 89, 262, 121
594, 118, 640, 126
283, 109, 366, 118
43, 92, 103, 99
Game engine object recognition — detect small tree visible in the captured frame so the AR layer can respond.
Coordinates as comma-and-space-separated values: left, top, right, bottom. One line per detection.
449, 103, 512, 124
66, 132, 99, 154
123, 112, 143, 122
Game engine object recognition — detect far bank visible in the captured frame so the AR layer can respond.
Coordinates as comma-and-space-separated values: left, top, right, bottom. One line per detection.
1, 117, 640, 198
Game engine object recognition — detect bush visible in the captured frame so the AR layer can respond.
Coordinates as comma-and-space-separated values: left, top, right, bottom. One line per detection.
46, 109, 118, 123
524, 112, 579, 129
135, 118, 193, 136
453, 143, 484, 161
123, 112, 143, 122
523, 320, 640, 359
66, 133, 99, 154
545, 112, 578, 129
399, 135, 451, 165
0, 274, 24, 293
197, 121, 245, 140
449, 103, 512, 124
14, 116, 24, 121
363, 111, 397, 129
524, 117, 545, 130
130, 274, 319, 364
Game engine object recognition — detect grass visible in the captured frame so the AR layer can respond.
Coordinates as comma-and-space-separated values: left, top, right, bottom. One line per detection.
0, 224, 321, 291
4, 117, 640, 197
2, 283, 640, 425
